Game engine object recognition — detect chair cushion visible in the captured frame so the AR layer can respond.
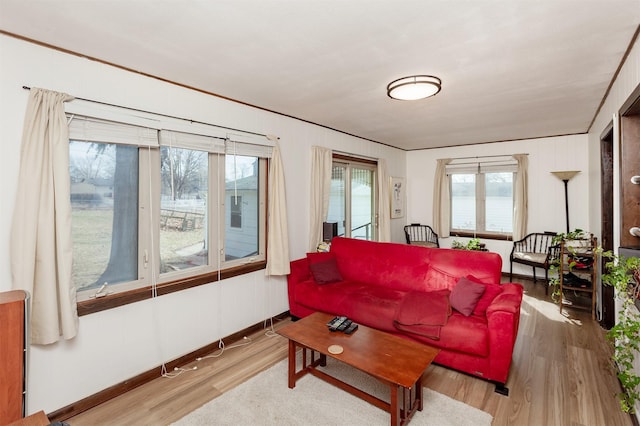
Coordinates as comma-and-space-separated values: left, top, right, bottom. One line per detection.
513, 252, 548, 264
411, 241, 438, 248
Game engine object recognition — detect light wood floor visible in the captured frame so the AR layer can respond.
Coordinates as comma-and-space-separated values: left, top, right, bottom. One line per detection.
67, 278, 634, 426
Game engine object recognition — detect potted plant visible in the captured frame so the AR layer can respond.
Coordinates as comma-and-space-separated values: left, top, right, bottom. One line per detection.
601, 251, 640, 413
548, 229, 592, 300
450, 237, 486, 251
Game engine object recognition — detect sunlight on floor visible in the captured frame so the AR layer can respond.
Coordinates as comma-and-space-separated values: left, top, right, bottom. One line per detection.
522, 292, 583, 325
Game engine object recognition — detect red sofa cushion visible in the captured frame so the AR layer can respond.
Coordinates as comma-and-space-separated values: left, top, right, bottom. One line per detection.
472, 282, 503, 316
450, 277, 486, 316
306, 252, 343, 284
330, 237, 432, 292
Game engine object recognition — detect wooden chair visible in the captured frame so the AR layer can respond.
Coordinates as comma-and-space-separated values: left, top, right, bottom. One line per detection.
404, 224, 439, 248
509, 232, 558, 294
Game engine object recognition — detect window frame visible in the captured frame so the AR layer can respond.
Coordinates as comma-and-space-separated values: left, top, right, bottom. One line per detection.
70, 117, 270, 316
448, 168, 515, 240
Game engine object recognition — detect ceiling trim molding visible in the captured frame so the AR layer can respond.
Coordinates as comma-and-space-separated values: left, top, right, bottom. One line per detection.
409, 131, 588, 152
587, 24, 640, 133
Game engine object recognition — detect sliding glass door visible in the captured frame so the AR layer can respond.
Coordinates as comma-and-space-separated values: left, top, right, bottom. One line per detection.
328, 160, 376, 240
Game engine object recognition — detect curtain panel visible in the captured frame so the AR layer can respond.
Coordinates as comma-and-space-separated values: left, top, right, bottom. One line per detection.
432, 158, 452, 237
309, 146, 332, 251
512, 154, 529, 240
377, 159, 391, 242
265, 137, 290, 275
10, 88, 78, 345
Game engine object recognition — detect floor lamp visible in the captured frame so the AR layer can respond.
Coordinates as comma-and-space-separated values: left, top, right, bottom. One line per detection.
551, 171, 580, 233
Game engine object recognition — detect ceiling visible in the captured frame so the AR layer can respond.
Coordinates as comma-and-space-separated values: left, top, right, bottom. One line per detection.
1, 1, 638, 151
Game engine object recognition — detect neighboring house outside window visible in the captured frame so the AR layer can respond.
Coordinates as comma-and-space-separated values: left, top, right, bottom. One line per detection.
230, 196, 242, 228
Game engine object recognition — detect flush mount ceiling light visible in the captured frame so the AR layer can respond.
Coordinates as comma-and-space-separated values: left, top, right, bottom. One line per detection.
387, 75, 442, 101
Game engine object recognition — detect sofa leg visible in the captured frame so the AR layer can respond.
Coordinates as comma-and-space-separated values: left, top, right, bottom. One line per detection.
494, 382, 509, 396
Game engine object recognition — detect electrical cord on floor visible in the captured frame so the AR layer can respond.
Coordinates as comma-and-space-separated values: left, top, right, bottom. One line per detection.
161, 364, 198, 379
196, 336, 253, 362
264, 317, 278, 338
161, 336, 253, 378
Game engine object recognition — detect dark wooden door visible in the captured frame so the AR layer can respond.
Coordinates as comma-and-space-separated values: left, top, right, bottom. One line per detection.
620, 114, 640, 248
600, 127, 615, 329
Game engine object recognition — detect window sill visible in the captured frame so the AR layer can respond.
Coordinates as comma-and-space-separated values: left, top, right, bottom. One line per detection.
450, 231, 513, 241
77, 261, 267, 316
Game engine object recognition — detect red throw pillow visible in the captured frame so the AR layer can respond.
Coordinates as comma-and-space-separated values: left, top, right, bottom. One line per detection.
450, 276, 486, 316
424, 265, 459, 291
307, 252, 343, 284
466, 275, 503, 316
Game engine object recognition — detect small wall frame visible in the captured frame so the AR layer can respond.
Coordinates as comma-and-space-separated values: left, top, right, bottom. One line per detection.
390, 176, 405, 219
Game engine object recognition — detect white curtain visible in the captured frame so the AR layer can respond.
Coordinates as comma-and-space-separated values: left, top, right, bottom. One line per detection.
512, 154, 529, 240
377, 159, 391, 242
265, 136, 290, 275
10, 88, 78, 345
432, 158, 452, 237
309, 146, 332, 251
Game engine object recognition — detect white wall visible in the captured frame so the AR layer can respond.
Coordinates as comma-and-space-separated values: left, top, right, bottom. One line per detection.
406, 134, 590, 276
0, 34, 406, 414
588, 36, 640, 247
587, 35, 640, 417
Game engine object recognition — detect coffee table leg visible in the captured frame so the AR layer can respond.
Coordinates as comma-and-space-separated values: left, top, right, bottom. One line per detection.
391, 385, 399, 426
288, 340, 296, 389
416, 377, 423, 411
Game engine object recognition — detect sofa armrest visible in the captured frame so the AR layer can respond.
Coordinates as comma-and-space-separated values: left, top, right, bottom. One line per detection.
287, 258, 311, 318
289, 257, 311, 283
486, 283, 523, 313
485, 283, 524, 384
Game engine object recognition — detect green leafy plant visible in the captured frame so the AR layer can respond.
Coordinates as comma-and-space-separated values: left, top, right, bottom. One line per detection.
451, 237, 484, 251
548, 229, 589, 301
551, 228, 588, 246
601, 251, 640, 413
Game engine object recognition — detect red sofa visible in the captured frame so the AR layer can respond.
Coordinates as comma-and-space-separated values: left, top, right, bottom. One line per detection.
287, 237, 523, 388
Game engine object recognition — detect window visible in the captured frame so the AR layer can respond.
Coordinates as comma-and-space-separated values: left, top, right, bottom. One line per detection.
230, 196, 242, 228
160, 145, 208, 274
70, 141, 140, 290
225, 154, 264, 261
327, 156, 377, 240
449, 166, 514, 236
68, 116, 269, 309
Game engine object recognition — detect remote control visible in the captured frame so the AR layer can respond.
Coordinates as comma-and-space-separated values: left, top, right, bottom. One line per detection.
336, 319, 352, 332
329, 316, 348, 331
326, 316, 341, 328
344, 322, 359, 334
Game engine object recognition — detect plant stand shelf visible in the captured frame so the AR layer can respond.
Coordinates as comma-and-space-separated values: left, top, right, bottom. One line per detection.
558, 236, 598, 319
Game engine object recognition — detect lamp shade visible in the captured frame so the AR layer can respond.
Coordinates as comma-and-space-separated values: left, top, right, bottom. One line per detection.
387, 75, 441, 100
551, 170, 580, 181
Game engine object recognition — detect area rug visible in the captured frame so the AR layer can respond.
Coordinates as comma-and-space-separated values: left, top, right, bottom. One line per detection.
172, 358, 493, 426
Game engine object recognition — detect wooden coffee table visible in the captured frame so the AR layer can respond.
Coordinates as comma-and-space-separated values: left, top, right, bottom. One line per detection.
277, 312, 440, 426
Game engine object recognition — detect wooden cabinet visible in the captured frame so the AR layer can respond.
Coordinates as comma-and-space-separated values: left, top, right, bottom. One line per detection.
558, 236, 598, 319
1, 290, 29, 424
